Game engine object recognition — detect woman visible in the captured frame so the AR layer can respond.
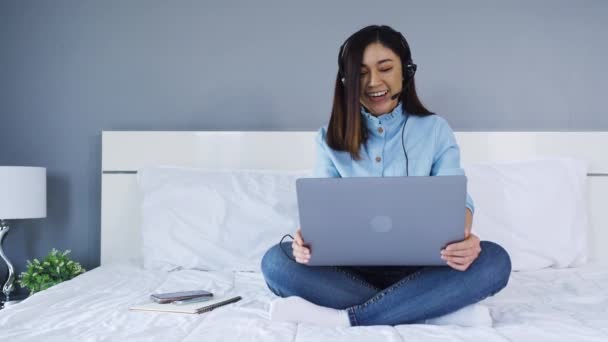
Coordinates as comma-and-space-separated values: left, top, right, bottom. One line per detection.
261, 25, 511, 327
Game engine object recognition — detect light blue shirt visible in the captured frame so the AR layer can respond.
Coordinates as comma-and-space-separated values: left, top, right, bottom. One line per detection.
313, 103, 475, 214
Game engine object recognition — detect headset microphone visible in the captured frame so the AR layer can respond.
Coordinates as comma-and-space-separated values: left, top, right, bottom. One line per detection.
390, 92, 401, 100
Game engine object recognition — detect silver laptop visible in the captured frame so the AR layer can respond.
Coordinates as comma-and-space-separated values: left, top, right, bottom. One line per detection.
296, 176, 466, 266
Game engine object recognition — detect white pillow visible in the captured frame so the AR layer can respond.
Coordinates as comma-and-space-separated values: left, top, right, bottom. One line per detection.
465, 158, 589, 271
137, 167, 311, 272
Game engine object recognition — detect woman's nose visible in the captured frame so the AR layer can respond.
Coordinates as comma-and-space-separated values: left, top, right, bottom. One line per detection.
368, 69, 382, 87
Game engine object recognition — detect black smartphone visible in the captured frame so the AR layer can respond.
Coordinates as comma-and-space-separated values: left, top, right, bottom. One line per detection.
150, 290, 213, 304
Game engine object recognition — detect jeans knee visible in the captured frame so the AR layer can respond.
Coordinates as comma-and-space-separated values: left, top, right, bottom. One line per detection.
261, 242, 292, 283
479, 241, 512, 290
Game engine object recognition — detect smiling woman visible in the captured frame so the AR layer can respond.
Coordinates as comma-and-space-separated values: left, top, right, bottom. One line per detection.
260, 25, 511, 328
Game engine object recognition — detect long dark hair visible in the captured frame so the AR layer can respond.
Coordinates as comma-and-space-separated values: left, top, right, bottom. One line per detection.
327, 25, 433, 159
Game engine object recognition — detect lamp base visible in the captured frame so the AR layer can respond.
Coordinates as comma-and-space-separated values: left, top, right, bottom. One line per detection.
1, 299, 22, 309
1, 293, 28, 309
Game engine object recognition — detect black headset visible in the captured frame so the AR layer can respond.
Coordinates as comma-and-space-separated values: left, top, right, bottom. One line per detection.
337, 26, 416, 177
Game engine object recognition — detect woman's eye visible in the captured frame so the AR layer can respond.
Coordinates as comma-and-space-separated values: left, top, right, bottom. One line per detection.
381, 68, 393, 73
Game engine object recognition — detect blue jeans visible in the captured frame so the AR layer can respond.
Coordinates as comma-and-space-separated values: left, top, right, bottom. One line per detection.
261, 241, 511, 326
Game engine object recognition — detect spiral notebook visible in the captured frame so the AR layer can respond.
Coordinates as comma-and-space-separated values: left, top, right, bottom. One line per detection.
129, 296, 242, 314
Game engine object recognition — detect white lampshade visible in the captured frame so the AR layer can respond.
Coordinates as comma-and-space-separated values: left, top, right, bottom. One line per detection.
0, 166, 46, 219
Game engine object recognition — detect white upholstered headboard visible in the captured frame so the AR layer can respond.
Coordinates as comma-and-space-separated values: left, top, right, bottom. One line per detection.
101, 131, 608, 266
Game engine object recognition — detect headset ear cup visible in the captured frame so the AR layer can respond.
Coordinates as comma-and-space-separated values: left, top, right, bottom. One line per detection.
402, 63, 417, 84
408, 63, 417, 79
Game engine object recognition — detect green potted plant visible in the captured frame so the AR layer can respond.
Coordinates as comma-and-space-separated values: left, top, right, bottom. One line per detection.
18, 249, 86, 295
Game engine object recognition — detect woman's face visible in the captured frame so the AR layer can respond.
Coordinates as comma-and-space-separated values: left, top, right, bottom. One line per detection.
359, 42, 403, 116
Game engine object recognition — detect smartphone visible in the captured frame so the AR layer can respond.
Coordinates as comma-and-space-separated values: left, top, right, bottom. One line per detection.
173, 296, 213, 305
150, 290, 213, 304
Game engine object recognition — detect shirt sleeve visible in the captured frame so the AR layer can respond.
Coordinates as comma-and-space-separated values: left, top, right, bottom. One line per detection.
313, 127, 340, 178
430, 117, 475, 214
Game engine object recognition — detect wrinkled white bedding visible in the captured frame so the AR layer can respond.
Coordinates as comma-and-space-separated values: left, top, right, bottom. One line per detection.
1, 262, 607, 341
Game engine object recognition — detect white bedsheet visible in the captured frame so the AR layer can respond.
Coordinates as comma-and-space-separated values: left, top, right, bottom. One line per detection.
1, 262, 607, 341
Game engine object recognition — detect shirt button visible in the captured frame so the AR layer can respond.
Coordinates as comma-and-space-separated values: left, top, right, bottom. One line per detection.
377, 127, 384, 134
375, 156, 382, 162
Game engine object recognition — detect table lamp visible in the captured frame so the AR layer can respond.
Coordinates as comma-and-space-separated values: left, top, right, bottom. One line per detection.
0, 166, 46, 308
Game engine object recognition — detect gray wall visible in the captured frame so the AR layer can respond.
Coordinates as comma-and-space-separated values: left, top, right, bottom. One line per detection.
0, 0, 606, 295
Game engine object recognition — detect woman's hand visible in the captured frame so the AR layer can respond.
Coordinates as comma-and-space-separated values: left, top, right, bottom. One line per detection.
292, 228, 311, 264
442, 208, 481, 271
441, 233, 481, 271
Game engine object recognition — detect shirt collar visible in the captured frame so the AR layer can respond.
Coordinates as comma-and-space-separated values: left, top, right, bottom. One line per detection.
360, 102, 407, 126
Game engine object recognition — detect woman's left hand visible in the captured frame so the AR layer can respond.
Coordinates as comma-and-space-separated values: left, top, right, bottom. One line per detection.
441, 231, 481, 272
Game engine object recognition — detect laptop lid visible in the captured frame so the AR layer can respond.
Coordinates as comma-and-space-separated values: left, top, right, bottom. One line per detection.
296, 176, 466, 266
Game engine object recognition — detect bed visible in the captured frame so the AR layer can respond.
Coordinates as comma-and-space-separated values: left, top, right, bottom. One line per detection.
1, 131, 607, 341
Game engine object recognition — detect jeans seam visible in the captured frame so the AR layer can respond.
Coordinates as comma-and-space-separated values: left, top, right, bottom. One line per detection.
352, 268, 424, 311
347, 307, 358, 326
332, 266, 381, 292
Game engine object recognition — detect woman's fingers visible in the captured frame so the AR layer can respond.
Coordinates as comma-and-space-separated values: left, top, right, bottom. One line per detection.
292, 240, 310, 255
441, 248, 470, 257
295, 254, 309, 264
295, 228, 303, 244
441, 246, 481, 257
292, 244, 310, 258
291, 244, 306, 263
443, 254, 476, 265
442, 235, 480, 255
442, 247, 480, 263
293, 250, 310, 264
292, 228, 310, 264
293, 230, 310, 252
447, 260, 471, 271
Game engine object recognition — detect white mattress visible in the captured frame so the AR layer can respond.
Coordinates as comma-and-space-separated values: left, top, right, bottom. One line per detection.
1, 262, 608, 341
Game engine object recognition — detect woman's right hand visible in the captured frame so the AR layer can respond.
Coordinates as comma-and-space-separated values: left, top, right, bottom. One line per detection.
292, 228, 311, 264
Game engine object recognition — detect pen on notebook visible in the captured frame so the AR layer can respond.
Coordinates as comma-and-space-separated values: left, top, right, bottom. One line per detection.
172, 296, 213, 305
195, 296, 242, 313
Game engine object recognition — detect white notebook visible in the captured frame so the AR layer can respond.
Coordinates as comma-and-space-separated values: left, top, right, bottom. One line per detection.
129, 296, 242, 314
